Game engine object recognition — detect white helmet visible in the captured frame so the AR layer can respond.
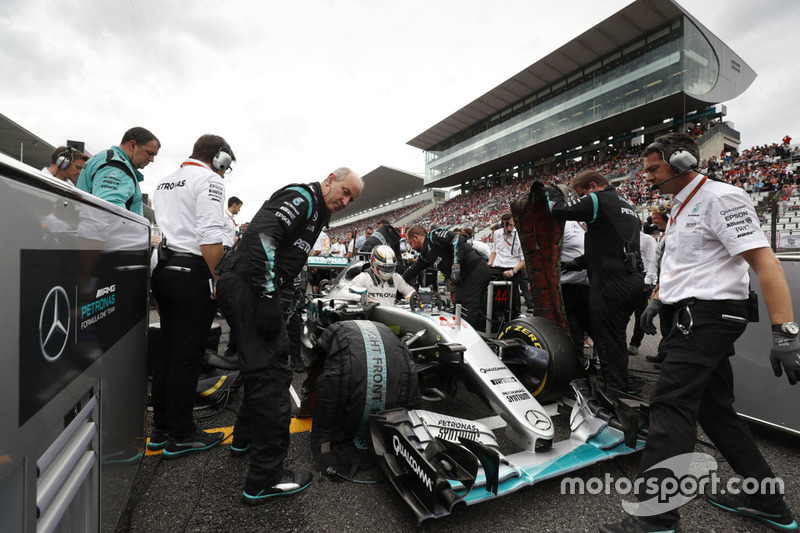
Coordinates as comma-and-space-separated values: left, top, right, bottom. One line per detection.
370, 245, 396, 281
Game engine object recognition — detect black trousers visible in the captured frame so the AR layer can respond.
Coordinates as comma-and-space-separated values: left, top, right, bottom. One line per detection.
635, 299, 787, 524
217, 271, 292, 489
562, 282, 593, 361
151, 256, 217, 438
454, 259, 490, 330
589, 272, 641, 391
629, 283, 652, 348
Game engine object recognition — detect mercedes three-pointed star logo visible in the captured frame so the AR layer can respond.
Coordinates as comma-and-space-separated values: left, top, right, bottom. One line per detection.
39, 286, 70, 362
525, 409, 552, 431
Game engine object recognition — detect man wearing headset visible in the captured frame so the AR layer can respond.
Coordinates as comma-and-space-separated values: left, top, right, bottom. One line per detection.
600, 132, 799, 533
41, 146, 89, 186
77, 126, 160, 216
148, 135, 235, 459
216, 168, 362, 504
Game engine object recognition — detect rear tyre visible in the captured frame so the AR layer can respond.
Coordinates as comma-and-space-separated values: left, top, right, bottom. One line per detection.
497, 316, 577, 404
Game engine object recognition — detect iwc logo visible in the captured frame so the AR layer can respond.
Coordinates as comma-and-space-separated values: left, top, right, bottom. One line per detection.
39, 286, 70, 362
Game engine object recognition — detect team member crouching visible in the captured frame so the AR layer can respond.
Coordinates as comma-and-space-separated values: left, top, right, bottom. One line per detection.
347, 245, 415, 305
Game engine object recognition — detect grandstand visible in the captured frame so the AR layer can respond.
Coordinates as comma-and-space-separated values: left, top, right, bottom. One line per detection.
330, 0, 799, 251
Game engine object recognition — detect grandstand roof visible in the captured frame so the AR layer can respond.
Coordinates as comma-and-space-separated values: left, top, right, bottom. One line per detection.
408, 0, 729, 152
0, 113, 55, 171
330, 165, 424, 223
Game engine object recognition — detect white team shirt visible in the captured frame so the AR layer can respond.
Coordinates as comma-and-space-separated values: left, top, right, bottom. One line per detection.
640, 231, 658, 285
561, 220, 588, 286
41, 167, 76, 187
152, 159, 226, 256
312, 231, 331, 256
347, 271, 416, 305
471, 239, 491, 261
331, 242, 346, 256
659, 174, 769, 303
222, 209, 237, 248
491, 228, 524, 267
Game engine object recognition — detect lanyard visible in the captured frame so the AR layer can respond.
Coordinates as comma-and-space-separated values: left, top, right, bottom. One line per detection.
181, 161, 206, 169
669, 176, 707, 227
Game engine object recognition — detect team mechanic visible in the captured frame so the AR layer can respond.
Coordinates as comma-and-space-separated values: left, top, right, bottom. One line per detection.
601, 133, 799, 533
149, 135, 235, 457
215, 168, 362, 504
545, 170, 644, 394
403, 225, 490, 330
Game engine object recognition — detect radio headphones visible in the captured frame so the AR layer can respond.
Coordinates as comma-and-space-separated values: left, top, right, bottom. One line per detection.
55, 147, 76, 170
647, 141, 698, 174
211, 145, 233, 172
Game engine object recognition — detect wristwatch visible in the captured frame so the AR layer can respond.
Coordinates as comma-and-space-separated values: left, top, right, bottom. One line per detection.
772, 321, 800, 336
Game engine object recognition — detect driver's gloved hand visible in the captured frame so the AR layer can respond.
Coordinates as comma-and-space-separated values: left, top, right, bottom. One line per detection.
770, 333, 800, 385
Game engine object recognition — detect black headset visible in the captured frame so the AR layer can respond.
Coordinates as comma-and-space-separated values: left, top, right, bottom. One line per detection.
646, 141, 698, 174
211, 145, 233, 172
55, 147, 76, 170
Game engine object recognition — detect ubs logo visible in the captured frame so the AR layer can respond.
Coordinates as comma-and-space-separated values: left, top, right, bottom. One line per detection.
40, 286, 70, 362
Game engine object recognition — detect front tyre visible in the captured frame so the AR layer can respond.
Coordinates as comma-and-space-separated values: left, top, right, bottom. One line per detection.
497, 316, 577, 404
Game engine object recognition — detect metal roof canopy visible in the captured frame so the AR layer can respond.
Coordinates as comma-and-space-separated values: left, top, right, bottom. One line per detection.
0, 113, 55, 171
329, 165, 425, 223
408, 0, 692, 151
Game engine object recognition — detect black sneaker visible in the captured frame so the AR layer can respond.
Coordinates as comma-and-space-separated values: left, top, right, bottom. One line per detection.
230, 438, 251, 457
161, 429, 224, 459
147, 428, 168, 451
706, 491, 797, 531
645, 353, 665, 364
599, 515, 683, 533
627, 345, 639, 356
242, 470, 312, 505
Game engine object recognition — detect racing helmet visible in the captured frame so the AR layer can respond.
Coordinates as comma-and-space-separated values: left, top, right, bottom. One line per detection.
370, 245, 396, 281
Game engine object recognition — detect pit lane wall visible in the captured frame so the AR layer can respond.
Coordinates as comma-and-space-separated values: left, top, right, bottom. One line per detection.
0, 154, 150, 532
733, 256, 800, 435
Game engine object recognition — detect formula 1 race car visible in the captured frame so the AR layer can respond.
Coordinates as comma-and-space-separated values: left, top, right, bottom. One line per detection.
300, 260, 649, 523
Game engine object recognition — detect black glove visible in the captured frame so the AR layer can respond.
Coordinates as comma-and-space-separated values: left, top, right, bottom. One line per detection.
543, 185, 564, 203
255, 292, 283, 339
640, 298, 663, 336
561, 260, 580, 272
770, 333, 800, 385
450, 263, 461, 284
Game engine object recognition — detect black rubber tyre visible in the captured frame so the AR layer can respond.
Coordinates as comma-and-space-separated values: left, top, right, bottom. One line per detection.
496, 316, 577, 404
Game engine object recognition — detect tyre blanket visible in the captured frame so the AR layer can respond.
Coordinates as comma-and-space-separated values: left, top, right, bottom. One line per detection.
311, 319, 420, 475
510, 181, 570, 334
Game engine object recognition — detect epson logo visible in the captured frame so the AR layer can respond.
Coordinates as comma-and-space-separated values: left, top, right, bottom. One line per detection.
96, 285, 116, 298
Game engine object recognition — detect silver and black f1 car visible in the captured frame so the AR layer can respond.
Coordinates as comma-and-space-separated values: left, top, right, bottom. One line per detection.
301, 259, 649, 523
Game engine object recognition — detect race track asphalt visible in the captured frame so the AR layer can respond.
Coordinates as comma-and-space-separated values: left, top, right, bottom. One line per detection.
118, 310, 799, 533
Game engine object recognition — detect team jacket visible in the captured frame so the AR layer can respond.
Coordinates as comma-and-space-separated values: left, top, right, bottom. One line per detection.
77, 146, 145, 216
222, 182, 330, 296
547, 185, 642, 284
402, 228, 479, 283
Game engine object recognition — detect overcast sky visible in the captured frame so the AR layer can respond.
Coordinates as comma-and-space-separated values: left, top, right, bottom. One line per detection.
2, 0, 799, 222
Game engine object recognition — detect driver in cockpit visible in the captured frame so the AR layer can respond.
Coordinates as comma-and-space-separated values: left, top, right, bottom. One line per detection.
347, 245, 415, 305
